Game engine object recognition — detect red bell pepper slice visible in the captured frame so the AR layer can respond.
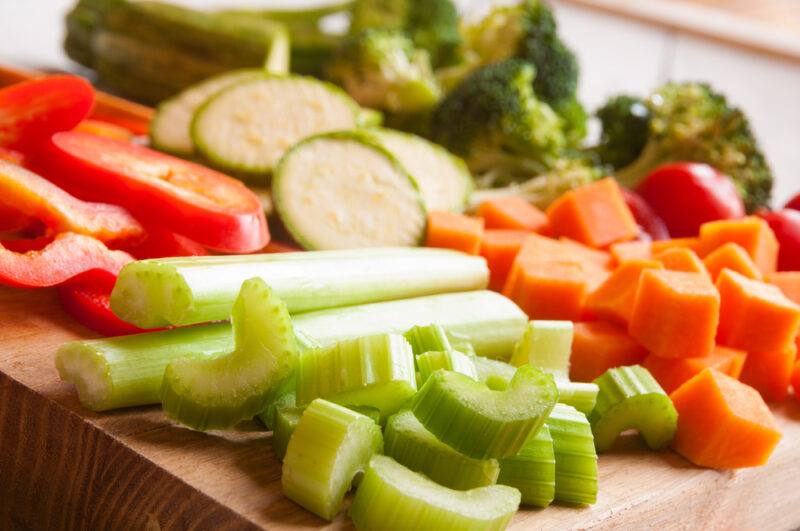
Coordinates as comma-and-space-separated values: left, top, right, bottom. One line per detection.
58, 274, 152, 336
0, 75, 94, 152
118, 225, 209, 259
0, 232, 132, 288
0, 160, 143, 242
0, 147, 24, 165
75, 119, 134, 142
38, 132, 269, 253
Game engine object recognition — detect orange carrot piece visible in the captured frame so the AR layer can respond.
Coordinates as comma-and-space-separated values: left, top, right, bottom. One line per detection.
740, 344, 797, 402
425, 211, 484, 255
569, 321, 647, 382
610, 240, 652, 265
698, 216, 779, 274
477, 196, 549, 233
654, 247, 709, 278
651, 237, 701, 255
546, 177, 638, 248
586, 259, 664, 326
643, 345, 747, 394
629, 270, 720, 358
480, 229, 530, 291
716, 269, 800, 353
558, 237, 614, 270
791, 359, 800, 401
703, 242, 762, 282
670, 368, 781, 469
766, 271, 800, 305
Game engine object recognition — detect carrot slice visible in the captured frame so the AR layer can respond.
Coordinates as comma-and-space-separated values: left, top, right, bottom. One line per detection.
654, 247, 709, 277
610, 240, 652, 265
670, 368, 781, 469
716, 269, 800, 353
569, 321, 647, 382
766, 271, 800, 305
546, 177, 638, 248
477, 196, 548, 233
643, 345, 746, 394
586, 259, 664, 326
651, 237, 701, 255
698, 217, 779, 274
740, 344, 797, 402
425, 211, 484, 255
629, 270, 720, 358
557, 237, 613, 270
480, 229, 529, 291
703, 242, 762, 282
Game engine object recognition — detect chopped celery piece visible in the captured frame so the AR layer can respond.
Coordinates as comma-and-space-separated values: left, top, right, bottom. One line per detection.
296, 333, 416, 421
404, 324, 452, 355
546, 404, 598, 505
349, 455, 520, 531
160, 278, 298, 430
510, 321, 574, 380
416, 350, 478, 385
589, 365, 677, 452
346, 405, 382, 424
471, 355, 517, 390
498, 425, 555, 507
385, 410, 500, 490
282, 399, 383, 520
111, 248, 489, 328
257, 375, 296, 430
272, 406, 303, 461
448, 331, 477, 357
412, 365, 558, 459
556, 381, 599, 416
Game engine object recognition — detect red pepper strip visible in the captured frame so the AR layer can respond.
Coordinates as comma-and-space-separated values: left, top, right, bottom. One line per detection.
0, 75, 94, 152
0, 160, 143, 242
38, 132, 269, 253
75, 119, 134, 142
0, 201, 34, 233
0, 232, 133, 288
116, 225, 208, 259
0, 146, 24, 165
0, 235, 54, 253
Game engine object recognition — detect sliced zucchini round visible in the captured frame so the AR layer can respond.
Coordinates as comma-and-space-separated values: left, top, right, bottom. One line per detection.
367, 128, 473, 212
192, 75, 360, 175
273, 131, 427, 250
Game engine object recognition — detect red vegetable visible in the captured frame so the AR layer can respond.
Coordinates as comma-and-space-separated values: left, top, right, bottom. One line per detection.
758, 209, 800, 272
786, 192, 800, 212
118, 225, 208, 259
58, 274, 151, 337
637, 162, 745, 238
0, 75, 94, 152
37, 132, 269, 253
620, 188, 670, 241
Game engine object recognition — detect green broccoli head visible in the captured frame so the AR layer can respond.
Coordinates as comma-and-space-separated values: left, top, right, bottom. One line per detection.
593, 94, 651, 170
327, 29, 441, 113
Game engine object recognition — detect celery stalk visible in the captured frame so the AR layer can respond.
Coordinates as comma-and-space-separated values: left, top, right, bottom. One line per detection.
257, 375, 296, 430
510, 320, 573, 380
160, 278, 298, 430
416, 350, 478, 385
272, 406, 303, 461
349, 455, 520, 531
404, 324, 453, 354
498, 424, 556, 507
546, 404, 598, 505
111, 248, 489, 328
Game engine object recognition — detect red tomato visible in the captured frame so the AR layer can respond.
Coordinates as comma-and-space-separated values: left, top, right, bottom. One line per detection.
0, 75, 94, 152
636, 162, 745, 237
758, 209, 800, 271
786, 192, 800, 212
36, 132, 269, 253
620, 188, 670, 241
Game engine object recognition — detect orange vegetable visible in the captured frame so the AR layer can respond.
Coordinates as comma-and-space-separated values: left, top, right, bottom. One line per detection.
75, 119, 134, 141
740, 344, 796, 402
477, 196, 548, 233
557, 238, 614, 270
716, 269, 800, 353
585, 259, 664, 326
698, 217, 779, 274
480, 229, 529, 291
703, 242, 762, 282
654, 247, 709, 278
569, 321, 647, 382
546, 177, 638, 248
766, 271, 800, 304
425, 211, 484, 255
791, 359, 800, 401
651, 237, 700, 255
629, 270, 720, 358
610, 240, 652, 265
643, 345, 746, 394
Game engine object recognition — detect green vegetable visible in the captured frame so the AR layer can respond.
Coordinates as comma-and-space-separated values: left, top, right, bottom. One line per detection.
412, 365, 558, 459
546, 403, 598, 505
346, 405, 382, 424
555, 382, 599, 416
296, 333, 417, 421
589, 365, 678, 452
272, 405, 302, 461
510, 320, 573, 380
282, 398, 383, 520
404, 323, 452, 354
349, 455, 520, 530
257, 375, 296, 430
111, 247, 488, 329
160, 278, 297, 430
384, 410, 500, 490
497, 424, 555, 507
591, 94, 651, 170
416, 350, 478, 385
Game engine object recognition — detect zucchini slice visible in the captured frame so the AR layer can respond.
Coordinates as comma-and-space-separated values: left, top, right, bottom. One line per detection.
273, 131, 427, 249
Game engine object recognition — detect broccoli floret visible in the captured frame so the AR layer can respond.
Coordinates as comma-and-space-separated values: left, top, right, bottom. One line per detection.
593, 94, 651, 170
327, 29, 441, 113
611, 82, 773, 212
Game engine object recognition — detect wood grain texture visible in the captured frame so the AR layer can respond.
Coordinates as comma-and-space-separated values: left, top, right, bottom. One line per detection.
1, 285, 800, 530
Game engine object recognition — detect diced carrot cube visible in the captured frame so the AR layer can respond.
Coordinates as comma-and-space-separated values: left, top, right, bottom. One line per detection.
670, 368, 781, 469
643, 345, 747, 394
569, 321, 647, 382
698, 217, 779, 274
610, 240, 652, 265
651, 237, 701, 255
791, 359, 800, 401
740, 344, 796, 402
546, 177, 638, 248
766, 271, 800, 305
703, 242, 762, 282
716, 269, 800, 353
557, 238, 614, 270
477, 196, 549, 233
586, 259, 664, 326
654, 247, 709, 277
629, 270, 720, 358
480, 230, 530, 291
425, 211, 484, 255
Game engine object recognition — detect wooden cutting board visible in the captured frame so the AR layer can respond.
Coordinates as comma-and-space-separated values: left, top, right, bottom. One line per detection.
2, 285, 800, 530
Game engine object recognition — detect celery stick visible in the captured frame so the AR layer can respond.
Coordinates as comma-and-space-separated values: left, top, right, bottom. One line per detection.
471, 355, 517, 390
346, 405, 382, 424
257, 375, 295, 430
160, 278, 298, 430
589, 365, 677, 452
385, 410, 500, 490
110, 248, 489, 328
510, 321, 573, 380
416, 350, 478, 385
272, 406, 303, 461
412, 365, 558, 459
546, 404, 598, 505
447, 331, 477, 357
282, 399, 383, 520
404, 324, 452, 355
556, 381, 599, 416
296, 333, 416, 421
349, 455, 520, 531
498, 425, 556, 507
